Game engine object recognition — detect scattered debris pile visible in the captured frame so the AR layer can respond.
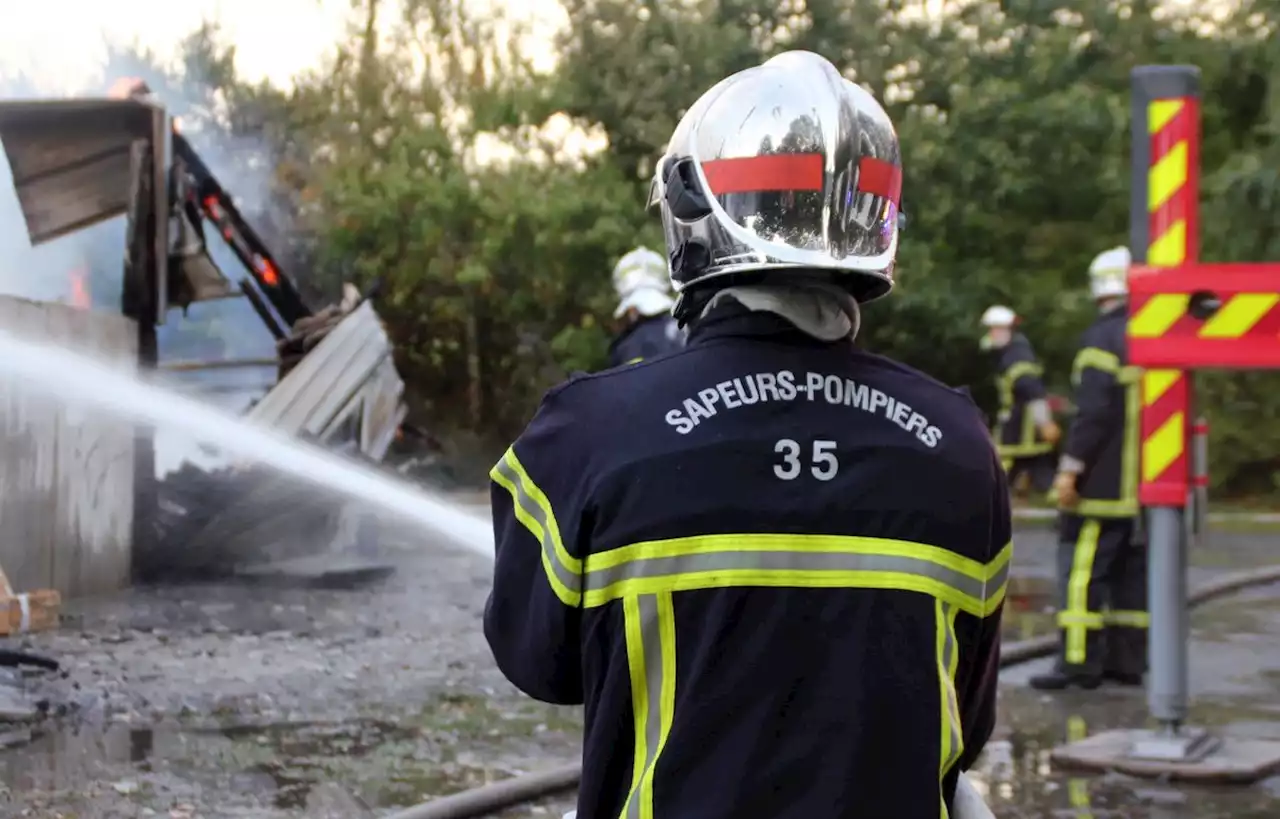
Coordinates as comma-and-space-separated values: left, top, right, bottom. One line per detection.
142, 287, 403, 586
0, 645, 58, 749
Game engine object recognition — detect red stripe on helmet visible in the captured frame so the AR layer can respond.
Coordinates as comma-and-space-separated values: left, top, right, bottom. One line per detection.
700, 153, 824, 195
857, 157, 902, 205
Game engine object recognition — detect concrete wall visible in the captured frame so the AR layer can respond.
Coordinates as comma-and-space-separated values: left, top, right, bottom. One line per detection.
0, 296, 137, 597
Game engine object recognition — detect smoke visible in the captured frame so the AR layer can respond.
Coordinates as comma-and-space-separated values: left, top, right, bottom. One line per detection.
0, 29, 300, 477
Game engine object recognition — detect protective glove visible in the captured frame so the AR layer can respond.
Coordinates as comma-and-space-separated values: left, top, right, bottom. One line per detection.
1052, 471, 1080, 508
1038, 419, 1062, 445
953, 771, 996, 819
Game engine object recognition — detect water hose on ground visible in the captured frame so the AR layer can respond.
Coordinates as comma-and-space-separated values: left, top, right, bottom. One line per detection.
0, 649, 58, 671
380, 563, 1280, 819
379, 763, 581, 819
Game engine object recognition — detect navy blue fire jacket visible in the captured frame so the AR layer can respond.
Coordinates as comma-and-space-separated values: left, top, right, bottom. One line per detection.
487, 306, 1011, 819
607, 314, 685, 367
992, 333, 1053, 461
1062, 302, 1141, 518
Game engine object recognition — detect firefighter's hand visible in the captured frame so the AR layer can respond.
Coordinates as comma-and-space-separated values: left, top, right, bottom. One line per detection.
1038, 420, 1062, 445
1052, 471, 1079, 508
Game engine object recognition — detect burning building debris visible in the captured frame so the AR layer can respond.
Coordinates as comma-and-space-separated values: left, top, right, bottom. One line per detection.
0, 80, 412, 587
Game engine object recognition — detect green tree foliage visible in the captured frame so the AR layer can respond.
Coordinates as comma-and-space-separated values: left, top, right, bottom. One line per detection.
146, 0, 1280, 492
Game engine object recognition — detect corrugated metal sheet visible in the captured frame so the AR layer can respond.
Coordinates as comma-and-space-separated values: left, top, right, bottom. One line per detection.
248, 302, 404, 451
0, 99, 163, 244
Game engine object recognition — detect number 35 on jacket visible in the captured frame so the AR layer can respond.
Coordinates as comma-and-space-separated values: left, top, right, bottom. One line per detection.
484, 311, 1011, 819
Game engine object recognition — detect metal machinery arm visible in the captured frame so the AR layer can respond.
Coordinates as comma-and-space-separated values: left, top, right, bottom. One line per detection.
171, 132, 313, 334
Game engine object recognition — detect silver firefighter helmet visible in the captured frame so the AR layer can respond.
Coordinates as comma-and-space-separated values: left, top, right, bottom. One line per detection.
649, 50, 903, 314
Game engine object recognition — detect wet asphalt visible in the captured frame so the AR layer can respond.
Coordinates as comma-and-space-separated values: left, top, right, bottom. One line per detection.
0, 518, 1277, 818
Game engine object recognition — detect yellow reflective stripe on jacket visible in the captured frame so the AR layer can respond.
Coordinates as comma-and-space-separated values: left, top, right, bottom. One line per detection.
996, 411, 1052, 458
611, 540, 1002, 819
626, 357, 644, 365
583, 534, 1010, 617
936, 600, 963, 801
619, 592, 676, 819
994, 361, 1051, 457
1073, 363, 1142, 518
998, 361, 1043, 409
1071, 347, 1120, 385
1021, 406, 1043, 452
490, 447, 583, 606
995, 399, 1052, 458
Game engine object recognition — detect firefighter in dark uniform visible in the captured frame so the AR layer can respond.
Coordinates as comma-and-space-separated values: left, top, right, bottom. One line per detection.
486, 51, 1007, 819
979, 305, 1060, 494
606, 246, 685, 367
1030, 246, 1147, 691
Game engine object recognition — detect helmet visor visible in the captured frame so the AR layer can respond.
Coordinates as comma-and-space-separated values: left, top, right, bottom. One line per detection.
697, 152, 899, 268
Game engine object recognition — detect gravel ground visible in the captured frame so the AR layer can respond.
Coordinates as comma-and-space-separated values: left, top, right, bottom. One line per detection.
0, 510, 582, 819
1, 512, 1278, 819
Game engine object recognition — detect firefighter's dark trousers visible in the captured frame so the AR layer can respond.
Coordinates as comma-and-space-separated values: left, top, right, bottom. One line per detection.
1005, 452, 1056, 494
1054, 513, 1148, 676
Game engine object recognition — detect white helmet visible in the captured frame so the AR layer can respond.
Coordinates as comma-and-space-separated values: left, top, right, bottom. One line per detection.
1088, 246, 1130, 299
980, 305, 1017, 328
612, 247, 675, 318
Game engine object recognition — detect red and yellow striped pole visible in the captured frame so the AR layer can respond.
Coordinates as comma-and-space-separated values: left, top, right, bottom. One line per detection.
1127, 65, 1201, 731
1130, 76, 1199, 508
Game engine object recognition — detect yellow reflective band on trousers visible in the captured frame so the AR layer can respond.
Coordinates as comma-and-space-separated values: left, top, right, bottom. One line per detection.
936, 601, 963, 818
583, 534, 1011, 617
626, 357, 645, 365
490, 447, 583, 606
620, 593, 676, 819
1069, 349, 1141, 518
1104, 610, 1150, 628
595, 534, 1011, 819
994, 361, 1051, 458
1060, 520, 1103, 665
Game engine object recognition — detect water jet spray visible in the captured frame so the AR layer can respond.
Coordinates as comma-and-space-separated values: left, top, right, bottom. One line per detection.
0, 326, 495, 560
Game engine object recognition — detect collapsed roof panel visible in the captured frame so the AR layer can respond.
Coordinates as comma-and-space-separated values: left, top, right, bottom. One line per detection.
0, 99, 165, 245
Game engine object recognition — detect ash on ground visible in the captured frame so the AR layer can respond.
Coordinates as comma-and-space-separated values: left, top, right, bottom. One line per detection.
1, 500, 581, 819
3, 520, 1280, 818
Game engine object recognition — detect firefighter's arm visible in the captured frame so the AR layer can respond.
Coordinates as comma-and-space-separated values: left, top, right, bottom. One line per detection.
1056, 342, 1122, 497
957, 450, 1011, 771
1010, 363, 1059, 446
484, 388, 586, 706
1008, 362, 1047, 405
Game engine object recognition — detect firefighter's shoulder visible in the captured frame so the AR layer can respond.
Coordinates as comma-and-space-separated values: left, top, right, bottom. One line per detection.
1006, 333, 1039, 361
525, 349, 695, 434
856, 349, 984, 410
543, 344, 695, 408
852, 349, 991, 442
1078, 310, 1122, 348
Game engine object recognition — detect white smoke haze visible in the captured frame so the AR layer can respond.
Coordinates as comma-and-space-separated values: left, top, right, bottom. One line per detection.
0, 31, 304, 477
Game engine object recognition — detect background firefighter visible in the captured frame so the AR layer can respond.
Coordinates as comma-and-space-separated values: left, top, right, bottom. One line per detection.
605, 246, 685, 367
979, 305, 1059, 494
1031, 246, 1148, 691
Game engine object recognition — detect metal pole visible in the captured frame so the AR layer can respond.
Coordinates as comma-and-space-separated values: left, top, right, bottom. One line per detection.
1192, 417, 1209, 537
1146, 507, 1188, 727
1129, 65, 1201, 735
